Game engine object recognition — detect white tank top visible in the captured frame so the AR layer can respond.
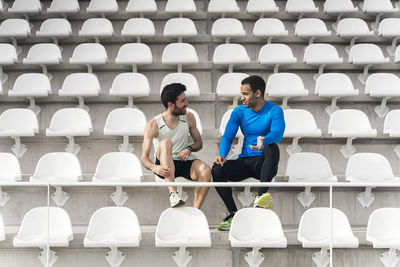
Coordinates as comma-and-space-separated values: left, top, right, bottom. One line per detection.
153, 113, 192, 160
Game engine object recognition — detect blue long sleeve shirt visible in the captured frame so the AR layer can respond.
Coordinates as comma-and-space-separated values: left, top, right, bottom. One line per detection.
219, 101, 285, 158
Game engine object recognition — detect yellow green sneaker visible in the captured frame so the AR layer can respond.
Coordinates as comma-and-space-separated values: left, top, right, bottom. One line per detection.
216, 214, 234, 231
254, 193, 273, 209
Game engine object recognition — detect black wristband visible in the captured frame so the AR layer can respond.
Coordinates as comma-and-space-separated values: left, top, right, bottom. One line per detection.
186, 145, 194, 152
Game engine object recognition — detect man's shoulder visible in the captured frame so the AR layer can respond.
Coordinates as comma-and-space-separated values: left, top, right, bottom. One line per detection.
265, 101, 283, 113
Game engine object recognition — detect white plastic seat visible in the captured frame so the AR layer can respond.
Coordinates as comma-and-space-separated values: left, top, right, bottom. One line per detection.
285, 0, 318, 18
367, 208, 400, 267
126, 0, 157, 14
349, 44, 389, 84
298, 208, 358, 267
22, 43, 62, 79
78, 18, 114, 43
186, 108, 203, 136
87, 0, 118, 15
115, 43, 152, 72
46, 108, 93, 155
365, 73, 400, 118
8, 73, 51, 115
384, 109, 400, 158
0, 213, 4, 241
216, 72, 249, 107
295, 18, 331, 45
304, 44, 343, 80
0, 43, 17, 84
0, 152, 21, 206
247, 0, 279, 15
162, 43, 198, 72
8, 0, 41, 15
84, 207, 141, 267
346, 153, 399, 208
163, 18, 197, 42
208, 0, 239, 15
104, 108, 147, 152
253, 18, 288, 43
58, 73, 100, 110
47, 0, 80, 14
328, 109, 377, 158
379, 18, 400, 56
266, 73, 309, 109
165, 0, 196, 14
337, 18, 374, 54
36, 18, 72, 46
323, 0, 358, 29
229, 208, 287, 267
396, 46, 400, 63
160, 73, 200, 97
258, 43, 296, 73
286, 152, 337, 208
121, 18, 155, 43
283, 109, 321, 155
13, 207, 73, 267
362, 0, 398, 31
213, 44, 250, 72
156, 207, 211, 267
109, 73, 150, 107
69, 43, 108, 73
211, 18, 245, 43
0, 19, 31, 54
0, 109, 38, 158
315, 73, 359, 115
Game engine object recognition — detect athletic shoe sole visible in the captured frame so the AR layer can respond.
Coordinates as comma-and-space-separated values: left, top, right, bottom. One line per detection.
257, 193, 273, 209
171, 199, 185, 208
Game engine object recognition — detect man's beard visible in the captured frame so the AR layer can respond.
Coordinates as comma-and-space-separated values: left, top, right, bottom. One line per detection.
172, 107, 186, 116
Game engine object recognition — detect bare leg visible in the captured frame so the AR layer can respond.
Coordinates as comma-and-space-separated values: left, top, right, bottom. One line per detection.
156, 139, 176, 193
190, 160, 211, 209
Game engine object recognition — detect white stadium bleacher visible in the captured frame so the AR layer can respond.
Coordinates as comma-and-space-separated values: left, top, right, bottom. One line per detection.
0, 0, 400, 266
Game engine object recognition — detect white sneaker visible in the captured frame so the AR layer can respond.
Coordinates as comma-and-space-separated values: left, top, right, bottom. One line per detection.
169, 191, 185, 208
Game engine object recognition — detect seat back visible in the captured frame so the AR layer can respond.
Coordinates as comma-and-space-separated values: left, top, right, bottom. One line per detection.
304, 43, 342, 64
48, 108, 93, 132
266, 73, 307, 96
60, 73, 101, 95
0, 153, 21, 181
216, 73, 248, 97
283, 109, 320, 136
94, 152, 143, 181
104, 108, 147, 135
295, 18, 330, 36
70, 43, 108, 63
126, 0, 157, 13
121, 18, 155, 37
0, 44, 17, 65
162, 43, 198, 64
258, 43, 296, 64
337, 18, 372, 37
324, 0, 357, 13
25, 43, 62, 63
328, 109, 373, 133
349, 44, 386, 63
163, 18, 197, 37
384, 110, 400, 135
213, 44, 250, 64
186, 108, 203, 135
211, 18, 245, 37
116, 43, 152, 64
79, 18, 114, 36
362, 0, 395, 12
253, 18, 287, 37
9, 0, 41, 13
365, 73, 400, 96
37, 18, 72, 37
346, 153, 395, 182
48, 0, 80, 13
247, 0, 279, 13
87, 0, 118, 13
165, 0, 196, 13
0, 109, 38, 133
315, 73, 358, 96
160, 73, 200, 96
11, 73, 51, 96
208, 0, 239, 13
378, 18, 400, 37
110, 73, 150, 97
367, 208, 400, 244
0, 19, 31, 37
286, 0, 318, 12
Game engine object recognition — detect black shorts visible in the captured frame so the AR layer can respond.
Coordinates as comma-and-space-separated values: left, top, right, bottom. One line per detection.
155, 158, 197, 181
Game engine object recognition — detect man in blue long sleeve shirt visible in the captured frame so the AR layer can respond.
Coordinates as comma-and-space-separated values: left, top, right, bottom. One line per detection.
212, 75, 285, 230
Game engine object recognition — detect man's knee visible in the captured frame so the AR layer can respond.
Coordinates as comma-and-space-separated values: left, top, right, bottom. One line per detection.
197, 162, 211, 181
212, 164, 225, 182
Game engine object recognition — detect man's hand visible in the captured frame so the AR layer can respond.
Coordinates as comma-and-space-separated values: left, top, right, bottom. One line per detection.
250, 136, 265, 151
213, 156, 227, 166
177, 148, 191, 161
152, 165, 173, 177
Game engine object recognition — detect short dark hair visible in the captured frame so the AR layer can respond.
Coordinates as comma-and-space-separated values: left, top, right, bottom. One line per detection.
161, 83, 187, 109
241, 75, 266, 96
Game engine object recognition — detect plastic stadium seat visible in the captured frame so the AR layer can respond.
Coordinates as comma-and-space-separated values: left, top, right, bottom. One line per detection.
0, 109, 38, 158
208, 0, 239, 14
328, 109, 377, 158
78, 18, 114, 42
156, 207, 211, 267
47, 0, 80, 14
187, 108, 203, 135
258, 43, 296, 73
121, 18, 155, 42
163, 18, 197, 41
13, 207, 73, 267
58, 73, 101, 110
349, 44, 389, 84
126, 0, 157, 14
337, 18, 374, 53
8, 73, 51, 115
362, 0, 398, 31
253, 18, 288, 43
211, 18, 245, 42
30, 152, 82, 207
304, 44, 343, 80
69, 43, 108, 72
298, 208, 358, 267
213, 44, 250, 72
104, 108, 147, 152
0, 43, 17, 84
8, 0, 41, 14
0, 19, 30, 54
286, 152, 337, 208
283, 109, 321, 155
0, 152, 21, 206
229, 208, 287, 267
36, 18, 72, 45
93, 152, 143, 206
247, 0, 279, 15
396, 46, 400, 63
315, 73, 359, 115
84, 207, 142, 267
162, 43, 198, 72
266, 73, 309, 109
346, 153, 399, 208
165, 0, 196, 14
160, 73, 200, 97
384, 109, 400, 158
216, 72, 249, 107
365, 73, 400, 118
46, 108, 93, 155
87, 0, 118, 14
367, 208, 400, 267
109, 73, 150, 107
324, 0, 358, 29
22, 43, 62, 79
295, 18, 331, 45
379, 18, 400, 56
0, 213, 4, 241
285, 0, 318, 17
115, 43, 152, 72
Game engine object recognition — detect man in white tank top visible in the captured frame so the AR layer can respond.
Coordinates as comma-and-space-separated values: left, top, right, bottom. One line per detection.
141, 83, 211, 208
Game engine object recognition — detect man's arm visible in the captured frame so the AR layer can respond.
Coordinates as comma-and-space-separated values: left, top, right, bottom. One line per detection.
177, 111, 202, 161
219, 109, 240, 157
263, 107, 285, 145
